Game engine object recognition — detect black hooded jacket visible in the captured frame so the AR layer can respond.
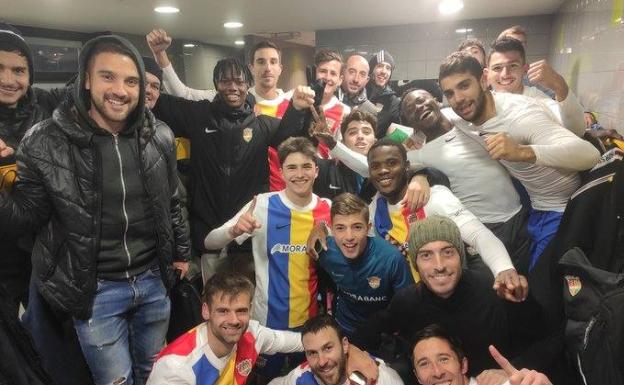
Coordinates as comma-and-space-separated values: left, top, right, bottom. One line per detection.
153, 91, 307, 252
367, 84, 401, 138
0, 35, 190, 319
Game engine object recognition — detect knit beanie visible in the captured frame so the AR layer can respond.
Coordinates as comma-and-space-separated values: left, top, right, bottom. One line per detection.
408, 216, 465, 267
369, 50, 395, 73
143, 56, 163, 82
0, 23, 34, 84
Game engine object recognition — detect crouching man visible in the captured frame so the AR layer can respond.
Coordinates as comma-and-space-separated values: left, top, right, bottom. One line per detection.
269, 315, 404, 385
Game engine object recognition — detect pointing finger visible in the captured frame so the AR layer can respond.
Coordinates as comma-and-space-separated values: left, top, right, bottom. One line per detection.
489, 345, 518, 377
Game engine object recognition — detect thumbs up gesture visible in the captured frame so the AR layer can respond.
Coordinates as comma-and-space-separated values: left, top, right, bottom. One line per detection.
230, 196, 262, 238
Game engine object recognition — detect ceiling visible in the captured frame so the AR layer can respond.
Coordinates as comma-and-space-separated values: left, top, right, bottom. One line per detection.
3, 0, 565, 47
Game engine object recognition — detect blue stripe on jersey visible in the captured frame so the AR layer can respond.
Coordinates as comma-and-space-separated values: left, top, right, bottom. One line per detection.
266, 194, 292, 329
374, 197, 392, 237
192, 354, 219, 385
295, 370, 320, 385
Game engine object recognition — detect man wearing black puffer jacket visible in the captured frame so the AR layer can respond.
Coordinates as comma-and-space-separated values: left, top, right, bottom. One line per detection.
366, 50, 401, 138
0, 35, 190, 385
0, 23, 54, 315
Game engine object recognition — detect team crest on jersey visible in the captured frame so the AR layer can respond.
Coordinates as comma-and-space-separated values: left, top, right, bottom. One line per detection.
565, 275, 582, 297
236, 358, 253, 377
368, 276, 381, 289
270, 243, 307, 254
243, 127, 253, 142
325, 118, 337, 130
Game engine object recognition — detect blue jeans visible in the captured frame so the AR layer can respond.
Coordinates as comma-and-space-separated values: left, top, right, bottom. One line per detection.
74, 268, 170, 385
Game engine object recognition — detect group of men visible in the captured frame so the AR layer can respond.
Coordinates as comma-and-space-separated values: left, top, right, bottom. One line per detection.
0, 19, 602, 385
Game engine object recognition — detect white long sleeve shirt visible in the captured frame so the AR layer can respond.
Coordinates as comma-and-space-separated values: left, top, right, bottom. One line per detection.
161, 63, 217, 101
448, 92, 601, 212
522, 86, 585, 137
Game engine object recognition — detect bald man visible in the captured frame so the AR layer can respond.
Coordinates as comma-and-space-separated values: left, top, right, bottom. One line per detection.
340, 54, 370, 108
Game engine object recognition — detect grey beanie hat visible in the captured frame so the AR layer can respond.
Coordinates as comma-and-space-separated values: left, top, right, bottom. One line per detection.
408, 216, 465, 267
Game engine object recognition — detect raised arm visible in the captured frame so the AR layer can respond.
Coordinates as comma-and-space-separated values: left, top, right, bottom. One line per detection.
147, 28, 217, 102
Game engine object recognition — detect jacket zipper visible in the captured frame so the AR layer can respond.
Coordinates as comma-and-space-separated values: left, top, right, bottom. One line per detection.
113, 134, 132, 278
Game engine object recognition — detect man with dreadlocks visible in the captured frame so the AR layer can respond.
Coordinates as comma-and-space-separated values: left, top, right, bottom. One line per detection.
152, 57, 313, 280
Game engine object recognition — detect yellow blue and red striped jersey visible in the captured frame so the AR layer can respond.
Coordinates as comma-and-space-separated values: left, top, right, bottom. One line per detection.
233, 191, 332, 330
147, 321, 302, 385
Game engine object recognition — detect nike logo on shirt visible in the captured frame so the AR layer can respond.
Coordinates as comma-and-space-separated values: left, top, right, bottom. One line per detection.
329, 184, 341, 190
205, 128, 218, 134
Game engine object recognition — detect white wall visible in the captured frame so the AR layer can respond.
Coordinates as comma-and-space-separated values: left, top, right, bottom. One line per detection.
550, 0, 624, 131
316, 15, 553, 80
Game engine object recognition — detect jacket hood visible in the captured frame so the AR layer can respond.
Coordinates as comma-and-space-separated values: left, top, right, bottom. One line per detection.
73, 35, 146, 134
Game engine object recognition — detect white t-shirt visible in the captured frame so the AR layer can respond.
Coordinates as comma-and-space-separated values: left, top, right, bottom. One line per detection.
161, 63, 217, 101
408, 116, 522, 224
448, 92, 601, 211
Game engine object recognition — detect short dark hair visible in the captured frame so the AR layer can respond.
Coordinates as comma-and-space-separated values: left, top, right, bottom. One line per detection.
488, 36, 526, 66
457, 39, 486, 59
498, 25, 527, 40
367, 137, 407, 164
331, 193, 369, 222
277, 137, 317, 166
213, 57, 253, 88
315, 49, 343, 70
86, 41, 136, 73
438, 51, 483, 83
250, 40, 281, 64
202, 272, 255, 306
412, 324, 466, 362
340, 109, 377, 137
302, 314, 345, 341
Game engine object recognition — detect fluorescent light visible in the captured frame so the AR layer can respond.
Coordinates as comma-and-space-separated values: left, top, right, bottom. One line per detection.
439, 0, 463, 14
183, 43, 196, 48
234, 40, 245, 46
224, 21, 244, 29
455, 28, 472, 34
154, 6, 179, 13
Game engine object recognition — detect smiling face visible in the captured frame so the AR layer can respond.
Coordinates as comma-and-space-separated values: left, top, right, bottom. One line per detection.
415, 240, 462, 299
440, 71, 488, 124
0, 50, 29, 108
85, 51, 140, 133
342, 119, 376, 155
413, 336, 469, 385
368, 144, 409, 203
401, 90, 443, 134
251, 47, 282, 91
281, 152, 319, 201
316, 60, 343, 100
216, 69, 249, 108
342, 55, 369, 97
372, 61, 392, 88
202, 291, 251, 352
331, 211, 371, 260
303, 327, 349, 385
486, 50, 527, 94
